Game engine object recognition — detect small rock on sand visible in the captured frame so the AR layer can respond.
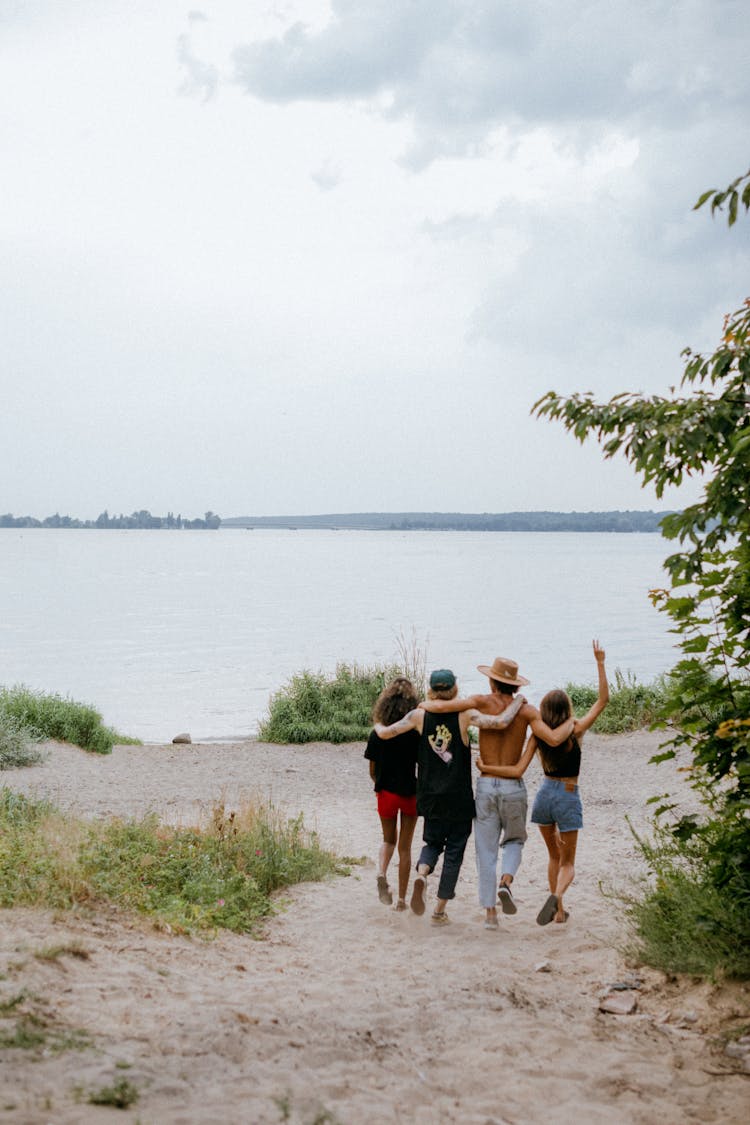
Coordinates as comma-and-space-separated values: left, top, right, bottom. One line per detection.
599, 991, 638, 1015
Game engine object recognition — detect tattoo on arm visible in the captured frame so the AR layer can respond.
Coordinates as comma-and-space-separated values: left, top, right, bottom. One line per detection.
472, 695, 523, 730
376, 711, 418, 739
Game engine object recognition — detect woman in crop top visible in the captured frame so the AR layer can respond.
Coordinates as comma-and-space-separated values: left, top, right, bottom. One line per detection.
476, 640, 609, 926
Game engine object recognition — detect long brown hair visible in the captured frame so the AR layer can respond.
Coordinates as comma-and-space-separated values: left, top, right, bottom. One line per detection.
540, 689, 573, 729
373, 677, 419, 726
538, 690, 573, 768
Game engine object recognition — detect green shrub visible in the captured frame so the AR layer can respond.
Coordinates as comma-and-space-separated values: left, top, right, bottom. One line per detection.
624, 810, 750, 979
0, 789, 343, 935
259, 663, 401, 743
87, 1078, 139, 1108
0, 712, 45, 770
0, 685, 138, 754
565, 669, 667, 733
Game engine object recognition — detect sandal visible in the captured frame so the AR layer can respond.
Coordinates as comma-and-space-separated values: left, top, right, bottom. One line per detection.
376, 875, 393, 905
431, 911, 450, 926
410, 875, 426, 916
536, 894, 558, 926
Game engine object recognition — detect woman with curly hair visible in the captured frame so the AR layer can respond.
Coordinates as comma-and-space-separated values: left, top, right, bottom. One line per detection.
364, 676, 421, 911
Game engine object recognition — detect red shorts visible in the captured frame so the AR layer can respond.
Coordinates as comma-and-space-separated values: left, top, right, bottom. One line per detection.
377, 789, 418, 819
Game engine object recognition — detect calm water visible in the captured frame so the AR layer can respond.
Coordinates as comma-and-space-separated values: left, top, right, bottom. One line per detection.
0, 529, 677, 741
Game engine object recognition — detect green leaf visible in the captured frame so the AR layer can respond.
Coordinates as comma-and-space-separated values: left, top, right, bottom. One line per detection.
693, 189, 715, 210
649, 750, 677, 764
728, 191, 739, 226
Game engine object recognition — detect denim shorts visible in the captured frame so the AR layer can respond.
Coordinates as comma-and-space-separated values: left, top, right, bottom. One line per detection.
531, 777, 583, 832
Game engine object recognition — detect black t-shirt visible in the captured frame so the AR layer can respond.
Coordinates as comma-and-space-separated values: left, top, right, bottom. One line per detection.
417, 710, 475, 821
364, 729, 419, 797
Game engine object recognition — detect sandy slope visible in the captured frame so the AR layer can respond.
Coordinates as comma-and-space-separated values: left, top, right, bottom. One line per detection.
1, 733, 748, 1125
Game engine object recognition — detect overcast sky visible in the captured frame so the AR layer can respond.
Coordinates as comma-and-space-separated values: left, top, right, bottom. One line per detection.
2, 0, 748, 519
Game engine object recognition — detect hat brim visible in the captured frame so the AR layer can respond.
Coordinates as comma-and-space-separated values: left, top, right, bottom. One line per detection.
477, 664, 529, 687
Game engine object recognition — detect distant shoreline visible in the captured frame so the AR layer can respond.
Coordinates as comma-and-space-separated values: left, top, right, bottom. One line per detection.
222, 510, 671, 533
2, 509, 673, 533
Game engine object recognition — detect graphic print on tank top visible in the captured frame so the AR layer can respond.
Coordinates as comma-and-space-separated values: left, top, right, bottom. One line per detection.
428, 723, 453, 763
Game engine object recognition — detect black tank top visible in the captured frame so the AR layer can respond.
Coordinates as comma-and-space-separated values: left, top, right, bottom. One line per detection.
538, 734, 582, 779
417, 710, 475, 820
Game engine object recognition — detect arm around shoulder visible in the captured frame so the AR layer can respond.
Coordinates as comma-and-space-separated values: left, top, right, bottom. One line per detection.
374, 710, 423, 740
420, 694, 482, 714
470, 693, 524, 730
525, 703, 575, 746
477, 736, 537, 779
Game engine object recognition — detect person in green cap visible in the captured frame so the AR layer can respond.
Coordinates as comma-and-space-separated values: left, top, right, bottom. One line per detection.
374, 668, 524, 925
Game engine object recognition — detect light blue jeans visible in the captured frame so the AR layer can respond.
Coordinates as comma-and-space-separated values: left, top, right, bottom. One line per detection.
474, 777, 528, 908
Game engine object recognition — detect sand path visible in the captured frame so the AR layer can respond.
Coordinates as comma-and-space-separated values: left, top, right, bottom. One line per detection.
1, 734, 748, 1124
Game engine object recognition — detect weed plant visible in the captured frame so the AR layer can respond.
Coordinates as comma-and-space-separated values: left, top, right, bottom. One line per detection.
259, 662, 402, 743
565, 670, 667, 733
0, 712, 45, 769
624, 812, 750, 979
87, 1078, 139, 1108
0, 685, 138, 754
0, 789, 342, 935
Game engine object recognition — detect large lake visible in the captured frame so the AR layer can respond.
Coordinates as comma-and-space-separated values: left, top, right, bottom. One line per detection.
0, 529, 677, 742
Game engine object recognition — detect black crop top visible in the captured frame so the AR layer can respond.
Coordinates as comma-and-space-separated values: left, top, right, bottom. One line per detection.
537, 734, 581, 779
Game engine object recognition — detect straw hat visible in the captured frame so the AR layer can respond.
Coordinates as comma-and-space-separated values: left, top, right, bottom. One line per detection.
476, 657, 529, 687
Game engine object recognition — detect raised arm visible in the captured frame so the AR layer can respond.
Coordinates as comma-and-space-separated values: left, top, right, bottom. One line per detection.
573, 640, 609, 738
373, 709, 424, 740
477, 735, 538, 779
420, 694, 483, 714
468, 694, 524, 730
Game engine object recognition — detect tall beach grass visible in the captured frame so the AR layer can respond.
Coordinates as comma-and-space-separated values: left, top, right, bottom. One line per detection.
0, 685, 139, 754
0, 711, 45, 770
0, 789, 344, 935
258, 662, 402, 743
565, 669, 667, 733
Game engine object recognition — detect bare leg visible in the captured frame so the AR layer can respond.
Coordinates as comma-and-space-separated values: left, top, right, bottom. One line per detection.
377, 817, 397, 903
396, 814, 418, 904
553, 830, 578, 921
538, 824, 561, 892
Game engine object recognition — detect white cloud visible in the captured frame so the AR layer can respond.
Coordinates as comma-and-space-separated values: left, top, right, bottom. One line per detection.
0, 1, 747, 519
176, 31, 218, 101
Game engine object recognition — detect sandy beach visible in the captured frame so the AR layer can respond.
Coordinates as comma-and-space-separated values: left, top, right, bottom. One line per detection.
1, 732, 748, 1124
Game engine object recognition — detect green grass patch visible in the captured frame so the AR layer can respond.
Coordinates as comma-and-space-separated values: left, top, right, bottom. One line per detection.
259, 662, 401, 743
0, 995, 91, 1054
0, 789, 344, 935
33, 942, 90, 962
0, 712, 45, 770
0, 685, 139, 754
565, 669, 667, 733
87, 1078, 139, 1109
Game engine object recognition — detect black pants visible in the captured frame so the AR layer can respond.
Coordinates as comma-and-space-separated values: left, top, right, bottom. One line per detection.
418, 817, 472, 901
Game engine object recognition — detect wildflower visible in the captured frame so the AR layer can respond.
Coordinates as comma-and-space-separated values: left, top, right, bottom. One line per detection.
216, 898, 225, 907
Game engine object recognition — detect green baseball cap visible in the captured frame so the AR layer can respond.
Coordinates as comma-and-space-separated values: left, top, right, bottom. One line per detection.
429, 669, 456, 690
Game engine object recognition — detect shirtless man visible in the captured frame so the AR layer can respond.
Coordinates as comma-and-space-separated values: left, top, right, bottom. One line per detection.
423, 657, 574, 930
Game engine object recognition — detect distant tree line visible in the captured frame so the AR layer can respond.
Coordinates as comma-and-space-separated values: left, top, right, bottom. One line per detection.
222, 510, 672, 532
0, 509, 221, 530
